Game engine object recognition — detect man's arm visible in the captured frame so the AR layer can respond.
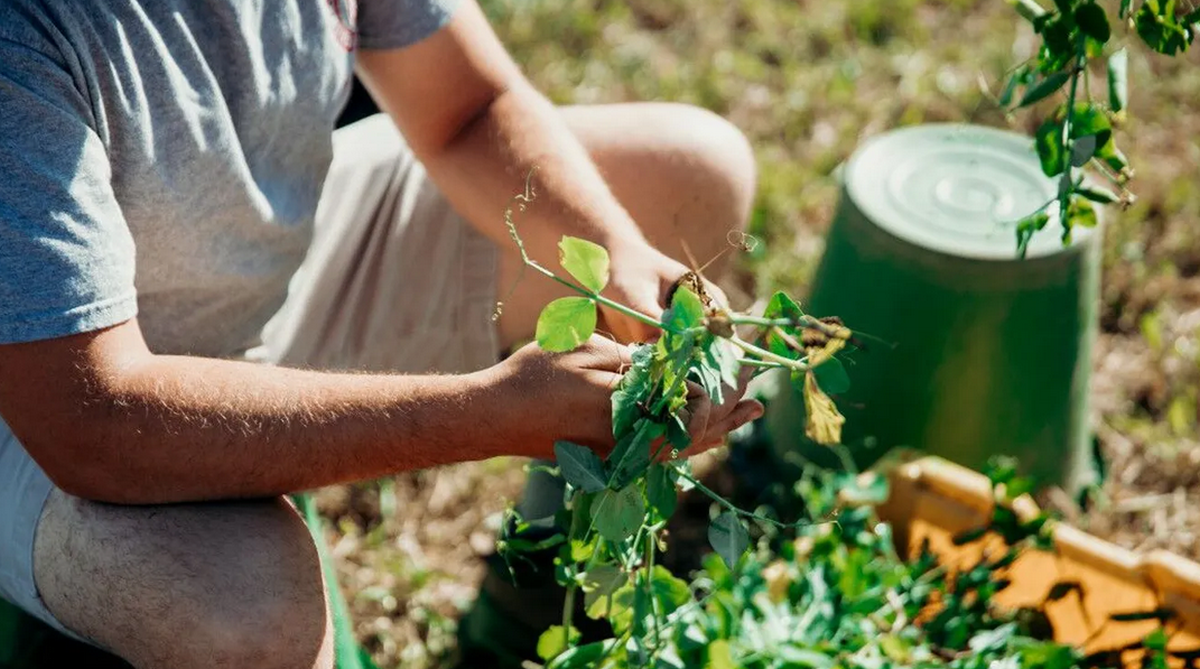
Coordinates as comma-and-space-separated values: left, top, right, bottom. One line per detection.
355, 1, 691, 342
0, 320, 628, 504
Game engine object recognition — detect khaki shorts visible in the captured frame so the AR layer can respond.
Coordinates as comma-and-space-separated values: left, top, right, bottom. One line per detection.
0, 113, 501, 642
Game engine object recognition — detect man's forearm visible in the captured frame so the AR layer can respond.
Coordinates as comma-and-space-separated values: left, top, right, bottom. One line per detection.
48, 355, 514, 505
420, 81, 645, 264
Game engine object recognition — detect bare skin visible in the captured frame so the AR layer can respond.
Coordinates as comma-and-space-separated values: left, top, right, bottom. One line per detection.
10, 2, 760, 667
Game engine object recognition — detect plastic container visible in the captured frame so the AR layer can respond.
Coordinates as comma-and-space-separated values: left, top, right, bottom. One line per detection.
767, 123, 1102, 491
878, 457, 1200, 660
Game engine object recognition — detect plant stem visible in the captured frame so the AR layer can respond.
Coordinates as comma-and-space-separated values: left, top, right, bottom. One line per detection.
728, 335, 810, 373
1058, 42, 1086, 227
676, 469, 815, 531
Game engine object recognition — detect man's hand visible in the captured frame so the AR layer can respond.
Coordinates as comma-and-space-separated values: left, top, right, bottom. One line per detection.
491, 335, 762, 461
600, 238, 731, 344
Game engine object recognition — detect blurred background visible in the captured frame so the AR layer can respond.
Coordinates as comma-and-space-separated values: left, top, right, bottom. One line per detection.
322, 0, 1200, 665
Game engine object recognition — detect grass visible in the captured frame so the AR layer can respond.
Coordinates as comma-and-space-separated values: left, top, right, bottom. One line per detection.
318, 0, 1200, 666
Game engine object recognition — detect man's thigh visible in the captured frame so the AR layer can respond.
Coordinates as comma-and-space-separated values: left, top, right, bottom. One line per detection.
255, 113, 501, 376
31, 488, 332, 669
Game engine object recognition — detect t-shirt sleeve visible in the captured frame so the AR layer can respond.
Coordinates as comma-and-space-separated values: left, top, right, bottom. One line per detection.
0, 36, 137, 344
355, 0, 463, 50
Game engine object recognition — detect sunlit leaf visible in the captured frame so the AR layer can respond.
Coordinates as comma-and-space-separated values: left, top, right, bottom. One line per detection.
592, 485, 644, 543
537, 625, 581, 661
558, 236, 610, 293
581, 565, 627, 620
1034, 117, 1066, 176
536, 297, 596, 352
667, 286, 706, 330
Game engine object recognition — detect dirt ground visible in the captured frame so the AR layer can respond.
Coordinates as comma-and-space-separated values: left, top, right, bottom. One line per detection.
313, 1, 1200, 666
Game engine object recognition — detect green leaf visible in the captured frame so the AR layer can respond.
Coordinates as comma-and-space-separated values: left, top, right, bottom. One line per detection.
1069, 103, 1112, 148
1018, 71, 1070, 107
1119, 0, 1133, 18
646, 462, 678, 520
1096, 140, 1130, 174
811, 357, 850, 394
708, 512, 749, 569
666, 286, 706, 330
607, 419, 665, 490
998, 65, 1031, 107
611, 344, 654, 438
557, 236, 610, 293
1070, 135, 1098, 167
554, 441, 608, 493
536, 297, 597, 352
1107, 48, 1128, 113
1066, 197, 1099, 228
1034, 117, 1066, 176
763, 291, 805, 358
648, 565, 692, 609
1076, 183, 1120, 205
537, 625, 581, 661
705, 337, 741, 392
1074, 3, 1111, 42
969, 622, 1018, 653
763, 290, 804, 321
1016, 211, 1051, 257
706, 640, 736, 669
582, 565, 628, 619
546, 639, 619, 669
592, 485, 645, 543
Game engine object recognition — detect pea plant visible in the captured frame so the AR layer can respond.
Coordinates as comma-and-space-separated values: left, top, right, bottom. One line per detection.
533, 457, 1179, 669
1004, 0, 1197, 255
494, 174, 857, 666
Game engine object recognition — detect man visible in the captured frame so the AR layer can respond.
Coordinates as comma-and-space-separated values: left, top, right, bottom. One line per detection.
0, 0, 760, 666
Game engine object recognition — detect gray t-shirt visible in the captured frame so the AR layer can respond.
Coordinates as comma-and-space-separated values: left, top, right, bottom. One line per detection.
0, 0, 459, 357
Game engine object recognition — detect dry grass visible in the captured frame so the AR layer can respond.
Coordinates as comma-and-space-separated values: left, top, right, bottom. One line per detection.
314, 1, 1200, 666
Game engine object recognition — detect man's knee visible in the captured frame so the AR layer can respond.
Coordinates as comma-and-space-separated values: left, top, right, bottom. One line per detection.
34, 492, 332, 669
669, 105, 758, 228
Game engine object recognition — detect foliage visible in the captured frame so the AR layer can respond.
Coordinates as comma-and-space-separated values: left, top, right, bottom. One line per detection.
498, 180, 860, 665
535, 460, 1178, 669
1004, 0, 1197, 254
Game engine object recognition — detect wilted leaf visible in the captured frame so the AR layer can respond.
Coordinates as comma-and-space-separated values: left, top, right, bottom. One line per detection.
803, 371, 845, 445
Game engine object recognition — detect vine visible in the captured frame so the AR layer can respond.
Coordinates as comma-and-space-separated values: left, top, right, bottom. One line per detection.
1004, 0, 1197, 254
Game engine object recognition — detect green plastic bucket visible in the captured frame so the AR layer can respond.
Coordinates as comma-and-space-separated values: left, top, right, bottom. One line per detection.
766, 123, 1101, 491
